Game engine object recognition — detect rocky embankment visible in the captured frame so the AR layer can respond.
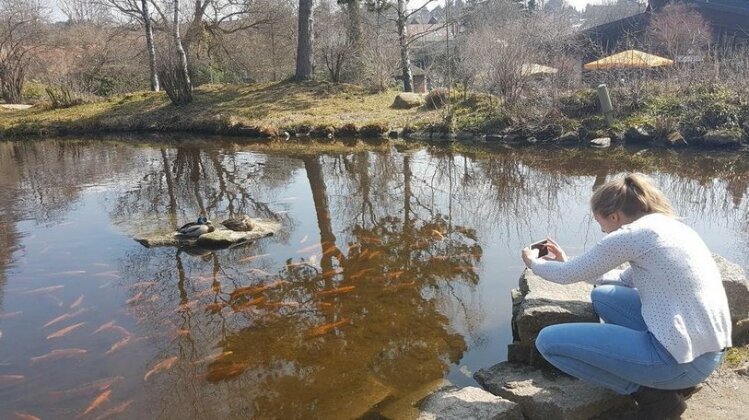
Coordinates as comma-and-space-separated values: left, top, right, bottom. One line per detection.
416, 255, 749, 420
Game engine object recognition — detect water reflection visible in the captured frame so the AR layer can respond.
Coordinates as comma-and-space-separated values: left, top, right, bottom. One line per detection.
0, 139, 748, 419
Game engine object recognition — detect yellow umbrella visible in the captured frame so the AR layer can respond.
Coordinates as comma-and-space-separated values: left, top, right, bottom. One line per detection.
584, 49, 674, 70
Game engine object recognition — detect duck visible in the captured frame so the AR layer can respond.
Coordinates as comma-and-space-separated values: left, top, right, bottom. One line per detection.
221, 215, 254, 232
178, 214, 208, 232
178, 220, 215, 237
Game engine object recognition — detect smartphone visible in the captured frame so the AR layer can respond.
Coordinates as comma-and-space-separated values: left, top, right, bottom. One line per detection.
530, 239, 549, 258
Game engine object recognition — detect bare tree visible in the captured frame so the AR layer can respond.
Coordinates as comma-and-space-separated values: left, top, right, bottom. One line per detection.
648, 3, 711, 60
157, 0, 191, 105
0, 0, 47, 104
106, 0, 160, 90
58, 0, 110, 23
295, 0, 315, 80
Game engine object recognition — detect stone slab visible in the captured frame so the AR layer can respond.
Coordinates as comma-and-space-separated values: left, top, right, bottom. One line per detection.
474, 362, 632, 420
418, 386, 524, 420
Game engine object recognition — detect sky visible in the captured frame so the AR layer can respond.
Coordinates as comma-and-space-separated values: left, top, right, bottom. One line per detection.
410, 0, 613, 12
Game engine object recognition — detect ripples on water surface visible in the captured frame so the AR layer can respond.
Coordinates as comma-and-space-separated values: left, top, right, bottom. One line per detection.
0, 138, 747, 419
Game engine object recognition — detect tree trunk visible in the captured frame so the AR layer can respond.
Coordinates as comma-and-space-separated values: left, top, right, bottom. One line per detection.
0, 65, 25, 104
346, 0, 363, 74
396, 0, 413, 92
142, 0, 159, 91
173, 0, 191, 90
295, 0, 315, 81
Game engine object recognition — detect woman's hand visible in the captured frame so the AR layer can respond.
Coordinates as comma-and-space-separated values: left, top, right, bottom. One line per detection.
544, 238, 568, 262
521, 247, 537, 268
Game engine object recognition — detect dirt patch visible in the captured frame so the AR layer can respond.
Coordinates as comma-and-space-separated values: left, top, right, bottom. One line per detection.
683, 364, 749, 419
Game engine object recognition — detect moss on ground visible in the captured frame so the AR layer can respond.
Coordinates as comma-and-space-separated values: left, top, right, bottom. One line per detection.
724, 344, 749, 369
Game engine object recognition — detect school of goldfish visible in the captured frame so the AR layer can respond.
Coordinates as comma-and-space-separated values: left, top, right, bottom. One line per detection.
0, 235, 476, 418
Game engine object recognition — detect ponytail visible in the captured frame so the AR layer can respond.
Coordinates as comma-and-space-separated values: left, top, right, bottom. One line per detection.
591, 173, 675, 218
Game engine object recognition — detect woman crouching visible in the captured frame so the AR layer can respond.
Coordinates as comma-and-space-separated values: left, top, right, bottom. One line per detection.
521, 173, 731, 419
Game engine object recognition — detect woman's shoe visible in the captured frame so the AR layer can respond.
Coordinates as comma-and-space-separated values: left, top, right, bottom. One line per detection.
630, 386, 687, 420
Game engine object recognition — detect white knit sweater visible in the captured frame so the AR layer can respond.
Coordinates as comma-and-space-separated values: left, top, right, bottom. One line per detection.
530, 213, 732, 364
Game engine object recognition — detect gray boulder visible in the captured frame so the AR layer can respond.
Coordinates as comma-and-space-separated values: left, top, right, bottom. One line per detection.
624, 125, 655, 144
474, 362, 632, 420
392, 92, 424, 109
702, 129, 744, 147
556, 131, 580, 144
590, 137, 611, 148
509, 269, 598, 367
418, 386, 524, 420
714, 254, 749, 344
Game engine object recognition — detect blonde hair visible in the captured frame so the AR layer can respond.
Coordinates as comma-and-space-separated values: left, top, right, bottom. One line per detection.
591, 173, 675, 218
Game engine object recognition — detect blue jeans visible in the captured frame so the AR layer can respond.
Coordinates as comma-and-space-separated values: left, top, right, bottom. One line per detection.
535, 285, 724, 395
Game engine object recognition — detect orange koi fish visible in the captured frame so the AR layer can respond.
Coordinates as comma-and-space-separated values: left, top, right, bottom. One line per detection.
204, 302, 227, 313
105, 336, 132, 355
367, 250, 382, 259
248, 268, 271, 276
0, 374, 24, 385
350, 269, 375, 280
431, 230, 445, 240
70, 295, 85, 309
130, 281, 156, 288
93, 400, 133, 420
307, 318, 350, 337
0, 311, 22, 319
383, 281, 417, 293
296, 244, 321, 254
47, 322, 86, 339
93, 271, 119, 279
238, 253, 269, 263
92, 321, 116, 335
43, 308, 89, 328
261, 301, 301, 309
176, 328, 190, 337
53, 270, 87, 276
79, 388, 111, 417
230, 280, 287, 299
144, 356, 178, 381
126, 292, 144, 304
193, 351, 233, 365
316, 286, 356, 297
384, 271, 405, 280
49, 376, 124, 399
13, 412, 40, 420
30, 348, 87, 364
23, 285, 64, 294
204, 361, 249, 382
231, 297, 267, 312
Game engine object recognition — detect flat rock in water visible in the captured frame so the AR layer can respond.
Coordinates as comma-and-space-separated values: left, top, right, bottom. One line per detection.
590, 137, 611, 148
134, 218, 282, 248
418, 385, 523, 420
474, 362, 632, 420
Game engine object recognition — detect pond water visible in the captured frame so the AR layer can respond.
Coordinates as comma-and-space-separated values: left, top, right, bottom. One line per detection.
0, 138, 748, 419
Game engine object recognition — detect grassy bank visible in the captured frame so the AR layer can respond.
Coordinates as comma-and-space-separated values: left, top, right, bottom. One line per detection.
2, 80, 748, 148
0, 81, 443, 138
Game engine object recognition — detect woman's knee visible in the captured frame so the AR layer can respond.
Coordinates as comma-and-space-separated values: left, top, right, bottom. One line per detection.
535, 324, 567, 355
590, 284, 617, 308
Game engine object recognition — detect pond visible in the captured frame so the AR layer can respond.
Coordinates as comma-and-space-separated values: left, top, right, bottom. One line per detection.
0, 138, 748, 419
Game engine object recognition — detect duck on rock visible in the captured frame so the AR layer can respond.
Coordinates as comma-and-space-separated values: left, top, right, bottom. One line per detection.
177, 220, 215, 237
178, 213, 208, 231
221, 215, 254, 232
